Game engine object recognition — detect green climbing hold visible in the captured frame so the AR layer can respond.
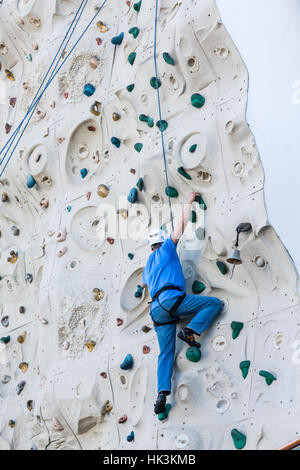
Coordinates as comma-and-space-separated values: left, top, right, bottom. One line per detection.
165, 186, 178, 198
150, 77, 161, 89
231, 321, 244, 340
160, 223, 167, 232
189, 144, 197, 153
0, 336, 10, 344
177, 167, 191, 180
129, 27, 139, 39
259, 370, 277, 386
231, 429, 246, 450
158, 403, 171, 421
147, 118, 154, 128
191, 93, 205, 109
128, 52, 136, 65
195, 194, 207, 210
139, 114, 154, 127
136, 177, 144, 191
216, 261, 228, 275
186, 346, 201, 363
134, 143, 143, 153
127, 84, 135, 92
190, 210, 196, 223
156, 120, 168, 132
133, 0, 142, 12
192, 280, 206, 294
240, 360, 250, 379
163, 52, 175, 65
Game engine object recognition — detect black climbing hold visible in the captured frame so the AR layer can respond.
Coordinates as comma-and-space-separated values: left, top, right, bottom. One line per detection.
177, 167, 191, 180
195, 194, 207, 210
127, 84, 135, 92
128, 52, 136, 65
191, 93, 205, 109
136, 177, 144, 191
129, 27, 139, 39
192, 280, 206, 294
1, 316, 9, 327
163, 52, 175, 65
231, 321, 244, 340
240, 360, 250, 379
156, 120, 168, 132
259, 370, 277, 386
231, 429, 246, 450
111, 137, 121, 148
16, 380, 26, 395
111, 32, 124, 45
216, 260, 228, 275
165, 186, 178, 198
150, 77, 161, 89
134, 143, 143, 153
128, 188, 138, 203
133, 0, 142, 12
189, 144, 197, 153
190, 210, 196, 223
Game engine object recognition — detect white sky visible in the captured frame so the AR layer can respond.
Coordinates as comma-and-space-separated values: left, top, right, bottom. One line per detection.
216, 0, 300, 274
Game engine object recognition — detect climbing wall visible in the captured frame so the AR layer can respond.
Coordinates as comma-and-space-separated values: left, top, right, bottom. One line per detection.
0, 0, 299, 451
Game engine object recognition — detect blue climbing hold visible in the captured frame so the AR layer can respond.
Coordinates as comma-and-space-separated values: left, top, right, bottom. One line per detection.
80, 168, 88, 179
27, 174, 36, 189
135, 284, 143, 298
128, 187, 138, 203
136, 177, 144, 191
83, 83, 95, 97
0, 336, 10, 344
111, 32, 124, 45
111, 137, 121, 148
127, 84, 135, 92
128, 253, 134, 260
120, 354, 134, 370
156, 120, 168, 132
66, 206, 72, 212
128, 52, 136, 66
127, 431, 134, 442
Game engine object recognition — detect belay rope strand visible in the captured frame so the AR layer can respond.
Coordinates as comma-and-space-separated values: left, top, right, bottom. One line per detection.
0, 0, 108, 177
153, 0, 175, 232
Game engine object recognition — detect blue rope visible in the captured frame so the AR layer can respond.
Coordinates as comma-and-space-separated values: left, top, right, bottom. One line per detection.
0, 0, 87, 160
0, 0, 107, 176
153, 0, 174, 232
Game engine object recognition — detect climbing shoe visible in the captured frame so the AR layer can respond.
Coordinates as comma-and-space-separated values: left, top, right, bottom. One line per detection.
154, 392, 167, 415
177, 327, 201, 349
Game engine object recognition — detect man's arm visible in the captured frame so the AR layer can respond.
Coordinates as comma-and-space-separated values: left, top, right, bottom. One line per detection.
171, 192, 200, 245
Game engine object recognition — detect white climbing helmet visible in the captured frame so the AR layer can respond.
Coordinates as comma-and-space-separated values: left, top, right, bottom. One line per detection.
147, 228, 167, 247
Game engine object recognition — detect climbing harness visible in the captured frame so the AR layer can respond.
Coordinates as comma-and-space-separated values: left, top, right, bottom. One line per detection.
0, 0, 107, 177
153, 0, 174, 232
150, 285, 186, 327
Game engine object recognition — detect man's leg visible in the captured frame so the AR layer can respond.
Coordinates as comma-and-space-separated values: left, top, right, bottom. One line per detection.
174, 295, 223, 336
155, 322, 177, 394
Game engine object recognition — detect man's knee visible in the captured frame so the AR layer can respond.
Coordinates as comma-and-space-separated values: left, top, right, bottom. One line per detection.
212, 298, 223, 314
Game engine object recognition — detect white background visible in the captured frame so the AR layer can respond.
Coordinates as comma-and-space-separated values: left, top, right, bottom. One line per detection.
216, 0, 300, 273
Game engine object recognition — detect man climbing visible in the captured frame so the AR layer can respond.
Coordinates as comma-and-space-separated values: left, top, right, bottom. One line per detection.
139, 192, 223, 415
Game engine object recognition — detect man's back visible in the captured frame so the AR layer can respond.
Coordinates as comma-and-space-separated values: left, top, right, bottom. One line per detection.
143, 236, 186, 308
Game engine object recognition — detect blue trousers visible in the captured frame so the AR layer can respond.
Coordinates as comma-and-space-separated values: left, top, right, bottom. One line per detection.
150, 294, 223, 394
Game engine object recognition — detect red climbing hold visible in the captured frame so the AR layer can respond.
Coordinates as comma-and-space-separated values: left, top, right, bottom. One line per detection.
63, 92, 69, 99
117, 318, 123, 326
126, 1, 131, 6
88, 126, 96, 132
107, 237, 114, 245
143, 345, 150, 354
100, 372, 107, 378
96, 38, 102, 45
86, 192, 91, 200
118, 415, 128, 424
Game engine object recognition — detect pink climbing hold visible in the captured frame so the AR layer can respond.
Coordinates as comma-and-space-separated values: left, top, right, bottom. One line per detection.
143, 345, 151, 354
86, 192, 91, 200
118, 415, 128, 424
96, 38, 102, 45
